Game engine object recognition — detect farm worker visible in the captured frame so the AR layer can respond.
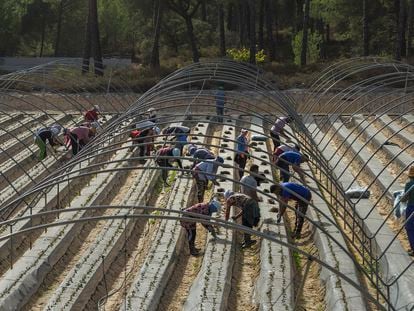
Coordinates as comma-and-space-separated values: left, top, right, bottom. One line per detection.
192, 156, 224, 202
34, 125, 64, 160
224, 190, 261, 248
270, 116, 293, 150
276, 151, 309, 183
147, 107, 157, 123
273, 143, 300, 163
65, 125, 97, 156
401, 166, 414, 256
180, 199, 220, 256
187, 144, 215, 169
155, 147, 182, 185
84, 105, 101, 123
215, 85, 225, 123
162, 126, 191, 154
270, 183, 312, 238
234, 128, 249, 180
240, 164, 262, 202
129, 126, 161, 156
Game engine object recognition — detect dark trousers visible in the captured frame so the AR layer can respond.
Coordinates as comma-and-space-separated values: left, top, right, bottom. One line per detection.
271, 132, 280, 150
406, 204, 414, 251
216, 107, 224, 122
196, 178, 208, 203
235, 154, 247, 180
186, 228, 197, 250
294, 201, 309, 235
70, 133, 79, 156
157, 159, 172, 183
242, 217, 253, 242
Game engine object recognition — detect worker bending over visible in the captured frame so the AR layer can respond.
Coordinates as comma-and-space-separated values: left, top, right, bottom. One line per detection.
192, 156, 224, 202
34, 125, 64, 160
155, 147, 182, 185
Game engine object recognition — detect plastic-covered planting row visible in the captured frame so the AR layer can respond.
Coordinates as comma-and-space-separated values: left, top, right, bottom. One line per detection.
375, 115, 413, 150
351, 115, 413, 172
306, 115, 414, 309
183, 120, 236, 311
0, 115, 83, 207
43, 148, 162, 310
0, 132, 130, 310
123, 121, 209, 311
247, 117, 294, 311
0, 121, 122, 274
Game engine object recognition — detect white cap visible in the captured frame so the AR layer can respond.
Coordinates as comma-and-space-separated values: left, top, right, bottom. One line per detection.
93, 105, 101, 112
90, 121, 100, 129
50, 124, 62, 136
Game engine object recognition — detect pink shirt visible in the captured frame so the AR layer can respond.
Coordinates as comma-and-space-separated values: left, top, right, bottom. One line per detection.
70, 126, 91, 142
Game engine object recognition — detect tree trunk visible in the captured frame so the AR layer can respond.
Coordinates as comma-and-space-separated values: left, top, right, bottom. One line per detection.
90, 0, 103, 75
82, 6, 91, 74
296, 0, 304, 32
248, 0, 256, 64
54, 0, 64, 57
200, 0, 207, 21
300, 0, 310, 66
258, 0, 265, 50
362, 0, 369, 56
395, 0, 406, 60
407, 0, 414, 56
326, 23, 330, 43
265, 0, 275, 60
39, 15, 46, 57
238, 2, 245, 47
218, 1, 226, 56
227, 3, 234, 31
185, 16, 200, 62
150, 0, 163, 69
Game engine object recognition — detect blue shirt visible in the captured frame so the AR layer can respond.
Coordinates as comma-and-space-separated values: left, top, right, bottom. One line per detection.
195, 160, 219, 181
281, 182, 311, 200
280, 151, 301, 165
215, 90, 225, 108
236, 135, 248, 153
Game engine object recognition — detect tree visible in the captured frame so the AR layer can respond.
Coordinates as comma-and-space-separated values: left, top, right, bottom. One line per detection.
54, 0, 71, 57
258, 0, 265, 50
82, 0, 103, 76
21, 0, 54, 57
150, 0, 164, 69
168, 0, 202, 63
218, 0, 226, 56
248, 0, 256, 64
407, 0, 414, 56
362, 0, 369, 56
265, 0, 275, 60
300, 0, 310, 66
395, 0, 406, 60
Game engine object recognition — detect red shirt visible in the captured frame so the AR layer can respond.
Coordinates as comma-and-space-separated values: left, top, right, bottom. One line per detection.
85, 110, 99, 122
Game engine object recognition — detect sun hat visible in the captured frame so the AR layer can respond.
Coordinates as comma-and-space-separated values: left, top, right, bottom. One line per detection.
224, 190, 234, 200
172, 148, 181, 157
209, 199, 221, 214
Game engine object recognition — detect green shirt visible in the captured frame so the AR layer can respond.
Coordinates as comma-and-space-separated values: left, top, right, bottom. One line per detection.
404, 179, 414, 205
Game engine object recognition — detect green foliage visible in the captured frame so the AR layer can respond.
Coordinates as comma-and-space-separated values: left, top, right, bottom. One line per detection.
292, 31, 323, 65
226, 48, 266, 63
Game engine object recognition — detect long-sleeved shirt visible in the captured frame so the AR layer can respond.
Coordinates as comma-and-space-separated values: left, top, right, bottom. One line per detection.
70, 126, 91, 143
84, 110, 99, 122
236, 134, 248, 153
156, 147, 183, 168
240, 175, 259, 201
180, 203, 213, 230
279, 151, 302, 165
193, 160, 219, 181
36, 128, 58, 145
225, 193, 251, 220
280, 182, 312, 201
405, 179, 414, 205
271, 117, 288, 135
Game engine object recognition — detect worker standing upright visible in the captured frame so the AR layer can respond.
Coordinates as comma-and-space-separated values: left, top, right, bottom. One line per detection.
234, 128, 249, 180
215, 85, 225, 123
180, 199, 220, 256
34, 125, 64, 160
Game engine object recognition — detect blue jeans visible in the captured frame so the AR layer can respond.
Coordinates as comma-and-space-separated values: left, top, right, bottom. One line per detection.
406, 204, 414, 251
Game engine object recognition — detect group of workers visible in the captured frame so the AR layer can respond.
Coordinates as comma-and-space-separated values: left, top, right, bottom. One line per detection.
34, 105, 101, 161
178, 113, 315, 255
